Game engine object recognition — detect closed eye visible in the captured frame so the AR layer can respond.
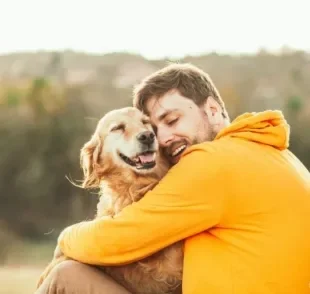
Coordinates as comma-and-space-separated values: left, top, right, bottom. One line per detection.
111, 124, 125, 132
167, 118, 178, 126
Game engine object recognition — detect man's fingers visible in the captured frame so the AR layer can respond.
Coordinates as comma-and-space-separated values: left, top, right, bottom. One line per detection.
53, 245, 63, 259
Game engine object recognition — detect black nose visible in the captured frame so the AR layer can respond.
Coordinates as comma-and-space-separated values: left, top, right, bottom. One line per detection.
137, 131, 155, 145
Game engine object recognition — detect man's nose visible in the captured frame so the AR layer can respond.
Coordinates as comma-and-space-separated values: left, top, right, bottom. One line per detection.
137, 131, 155, 145
157, 128, 174, 147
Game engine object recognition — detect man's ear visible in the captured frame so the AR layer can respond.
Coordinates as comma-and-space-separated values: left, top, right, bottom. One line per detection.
202, 96, 223, 126
80, 134, 103, 189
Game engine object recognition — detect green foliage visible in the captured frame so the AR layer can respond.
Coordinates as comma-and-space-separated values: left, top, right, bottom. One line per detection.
33, 77, 48, 89
0, 81, 97, 244
287, 95, 303, 112
6, 90, 21, 107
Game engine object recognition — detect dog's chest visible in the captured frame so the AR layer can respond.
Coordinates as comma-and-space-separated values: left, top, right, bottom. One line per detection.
96, 183, 119, 217
97, 182, 135, 217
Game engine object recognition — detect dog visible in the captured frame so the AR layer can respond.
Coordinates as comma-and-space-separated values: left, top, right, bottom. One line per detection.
37, 107, 184, 294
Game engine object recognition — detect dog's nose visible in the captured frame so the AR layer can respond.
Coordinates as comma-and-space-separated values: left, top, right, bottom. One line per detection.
137, 131, 155, 145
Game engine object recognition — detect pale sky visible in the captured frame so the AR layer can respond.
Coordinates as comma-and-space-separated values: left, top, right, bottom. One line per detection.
0, 0, 309, 59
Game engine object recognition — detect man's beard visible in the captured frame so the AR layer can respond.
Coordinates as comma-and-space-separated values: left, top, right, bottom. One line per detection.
162, 125, 218, 165
193, 123, 218, 145
204, 125, 218, 142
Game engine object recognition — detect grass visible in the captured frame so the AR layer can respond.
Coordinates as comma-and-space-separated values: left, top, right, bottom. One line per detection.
0, 240, 54, 294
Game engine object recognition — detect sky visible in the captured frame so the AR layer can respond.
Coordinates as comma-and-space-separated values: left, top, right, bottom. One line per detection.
0, 0, 309, 59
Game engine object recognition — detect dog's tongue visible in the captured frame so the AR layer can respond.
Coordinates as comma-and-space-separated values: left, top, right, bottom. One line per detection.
138, 153, 155, 163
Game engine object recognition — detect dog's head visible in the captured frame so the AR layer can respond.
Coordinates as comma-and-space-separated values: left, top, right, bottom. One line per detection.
80, 107, 163, 188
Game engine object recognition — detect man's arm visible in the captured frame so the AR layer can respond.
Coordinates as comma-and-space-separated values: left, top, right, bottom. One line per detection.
58, 145, 227, 265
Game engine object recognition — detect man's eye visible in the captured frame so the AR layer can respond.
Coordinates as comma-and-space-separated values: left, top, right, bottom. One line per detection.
167, 118, 178, 126
111, 124, 125, 132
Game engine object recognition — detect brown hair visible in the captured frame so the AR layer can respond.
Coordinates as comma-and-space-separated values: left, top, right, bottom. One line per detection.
133, 63, 227, 118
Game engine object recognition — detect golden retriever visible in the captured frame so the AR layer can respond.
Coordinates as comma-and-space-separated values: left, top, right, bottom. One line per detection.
37, 107, 184, 294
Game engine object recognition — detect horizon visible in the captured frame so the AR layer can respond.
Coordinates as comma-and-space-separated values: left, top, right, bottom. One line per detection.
1, 46, 308, 61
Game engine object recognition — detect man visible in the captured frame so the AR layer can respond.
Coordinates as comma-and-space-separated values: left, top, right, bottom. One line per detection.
36, 63, 310, 294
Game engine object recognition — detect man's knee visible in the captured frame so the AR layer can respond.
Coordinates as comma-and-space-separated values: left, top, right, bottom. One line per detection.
36, 260, 84, 293
37, 260, 131, 294
50, 260, 84, 283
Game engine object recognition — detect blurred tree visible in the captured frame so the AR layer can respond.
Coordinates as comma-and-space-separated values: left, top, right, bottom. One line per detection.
6, 88, 21, 107
287, 95, 303, 113
0, 80, 96, 242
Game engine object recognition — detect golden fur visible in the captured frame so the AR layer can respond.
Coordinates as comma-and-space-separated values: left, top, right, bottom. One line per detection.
37, 107, 183, 294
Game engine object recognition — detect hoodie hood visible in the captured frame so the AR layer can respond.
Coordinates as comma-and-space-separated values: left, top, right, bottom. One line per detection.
215, 110, 290, 150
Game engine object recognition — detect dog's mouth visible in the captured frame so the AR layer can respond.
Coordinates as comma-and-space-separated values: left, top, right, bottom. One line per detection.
119, 151, 156, 170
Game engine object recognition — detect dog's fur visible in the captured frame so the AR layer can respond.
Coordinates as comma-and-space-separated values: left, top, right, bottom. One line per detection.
37, 107, 183, 294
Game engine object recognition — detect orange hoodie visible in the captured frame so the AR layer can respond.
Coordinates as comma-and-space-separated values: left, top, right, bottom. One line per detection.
58, 110, 310, 294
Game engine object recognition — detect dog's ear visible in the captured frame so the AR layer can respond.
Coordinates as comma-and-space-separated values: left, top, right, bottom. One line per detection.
80, 134, 103, 189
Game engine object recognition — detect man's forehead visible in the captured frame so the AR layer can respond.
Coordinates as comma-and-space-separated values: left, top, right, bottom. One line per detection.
148, 102, 178, 122
146, 94, 185, 120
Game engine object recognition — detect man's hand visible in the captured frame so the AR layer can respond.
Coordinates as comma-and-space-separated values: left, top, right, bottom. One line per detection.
53, 244, 63, 259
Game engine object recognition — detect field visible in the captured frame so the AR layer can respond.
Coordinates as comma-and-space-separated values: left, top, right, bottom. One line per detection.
0, 266, 44, 294
0, 241, 54, 294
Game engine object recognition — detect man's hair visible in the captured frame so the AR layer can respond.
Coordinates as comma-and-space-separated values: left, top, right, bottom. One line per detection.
133, 63, 227, 118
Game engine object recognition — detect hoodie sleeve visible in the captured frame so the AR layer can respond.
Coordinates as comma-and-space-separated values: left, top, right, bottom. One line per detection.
58, 145, 226, 265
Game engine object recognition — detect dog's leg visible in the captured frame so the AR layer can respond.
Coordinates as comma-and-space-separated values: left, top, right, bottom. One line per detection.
172, 285, 182, 294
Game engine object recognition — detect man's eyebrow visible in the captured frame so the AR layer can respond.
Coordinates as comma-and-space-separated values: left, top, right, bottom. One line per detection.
158, 109, 179, 121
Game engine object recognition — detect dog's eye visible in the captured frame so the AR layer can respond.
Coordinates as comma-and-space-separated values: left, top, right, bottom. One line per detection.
111, 124, 125, 132
142, 119, 150, 125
